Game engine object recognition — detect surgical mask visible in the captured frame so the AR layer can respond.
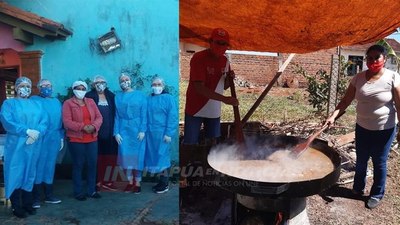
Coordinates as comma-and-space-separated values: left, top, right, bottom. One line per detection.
367, 60, 385, 73
17, 87, 31, 98
120, 80, 131, 90
152, 86, 163, 95
95, 83, 106, 92
39, 86, 53, 97
73, 90, 86, 99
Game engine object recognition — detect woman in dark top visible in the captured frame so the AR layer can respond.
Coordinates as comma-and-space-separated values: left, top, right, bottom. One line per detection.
85, 75, 118, 191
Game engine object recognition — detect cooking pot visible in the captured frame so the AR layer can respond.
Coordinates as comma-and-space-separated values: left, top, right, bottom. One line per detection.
208, 134, 341, 198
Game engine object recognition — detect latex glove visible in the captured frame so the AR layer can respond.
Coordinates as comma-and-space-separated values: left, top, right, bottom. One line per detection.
26, 129, 40, 140
26, 136, 36, 145
60, 139, 64, 151
115, 134, 123, 145
163, 135, 172, 143
137, 132, 145, 141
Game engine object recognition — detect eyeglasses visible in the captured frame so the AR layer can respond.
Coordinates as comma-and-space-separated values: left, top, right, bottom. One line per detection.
365, 55, 382, 62
40, 84, 52, 88
18, 84, 31, 88
152, 83, 163, 87
213, 40, 229, 46
94, 81, 106, 85
120, 78, 130, 82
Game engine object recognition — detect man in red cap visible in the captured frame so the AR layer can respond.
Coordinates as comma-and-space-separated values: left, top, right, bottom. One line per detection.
183, 28, 239, 146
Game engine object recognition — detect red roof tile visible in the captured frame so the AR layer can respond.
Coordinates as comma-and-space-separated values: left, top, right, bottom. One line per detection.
0, 2, 72, 39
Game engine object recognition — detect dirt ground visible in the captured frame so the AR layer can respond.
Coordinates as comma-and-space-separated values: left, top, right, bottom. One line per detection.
180, 87, 400, 225
269, 87, 400, 225
307, 152, 400, 225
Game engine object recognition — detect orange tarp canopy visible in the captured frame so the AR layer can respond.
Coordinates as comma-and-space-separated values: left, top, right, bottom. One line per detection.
180, 0, 400, 53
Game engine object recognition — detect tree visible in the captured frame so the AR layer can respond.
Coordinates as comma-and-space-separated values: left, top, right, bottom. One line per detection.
293, 56, 351, 114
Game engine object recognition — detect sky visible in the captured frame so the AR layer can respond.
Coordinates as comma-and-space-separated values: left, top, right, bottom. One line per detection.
387, 32, 400, 42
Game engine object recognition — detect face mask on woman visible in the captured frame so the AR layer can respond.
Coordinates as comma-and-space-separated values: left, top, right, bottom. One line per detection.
120, 80, 131, 90
152, 86, 163, 95
367, 59, 385, 73
95, 83, 106, 92
39, 86, 53, 97
18, 86, 31, 98
73, 90, 86, 99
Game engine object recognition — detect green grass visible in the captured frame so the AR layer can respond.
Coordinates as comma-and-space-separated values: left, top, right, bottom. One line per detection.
179, 80, 356, 133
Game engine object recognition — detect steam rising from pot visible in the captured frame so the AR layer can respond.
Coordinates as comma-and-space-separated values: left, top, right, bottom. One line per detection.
208, 136, 335, 183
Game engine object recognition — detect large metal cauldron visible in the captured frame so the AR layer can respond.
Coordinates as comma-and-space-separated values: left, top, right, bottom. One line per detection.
208, 134, 341, 198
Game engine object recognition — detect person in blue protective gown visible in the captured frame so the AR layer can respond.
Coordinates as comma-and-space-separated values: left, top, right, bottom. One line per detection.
0, 76, 48, 218
114, 73, 147, 193
30, 79, 63, 208
144, 77, 178, 194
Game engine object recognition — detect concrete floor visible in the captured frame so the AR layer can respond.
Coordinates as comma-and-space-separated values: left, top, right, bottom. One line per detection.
0, 180, 179, 225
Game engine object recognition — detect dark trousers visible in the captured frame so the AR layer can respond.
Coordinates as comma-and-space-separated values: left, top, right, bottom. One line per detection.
159, 169, 169, 186
97, 138, 117, 184
32, 183, 53, 202
10, 189, 33, 210
69, 141, 98, 197
353, 124, 395, 199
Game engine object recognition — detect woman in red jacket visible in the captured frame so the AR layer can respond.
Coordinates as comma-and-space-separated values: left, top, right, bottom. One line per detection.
62, 81, 103, 201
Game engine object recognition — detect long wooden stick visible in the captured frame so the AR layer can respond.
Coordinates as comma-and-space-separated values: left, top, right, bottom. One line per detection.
229, 76, 245, 143
241, 53, 295, 125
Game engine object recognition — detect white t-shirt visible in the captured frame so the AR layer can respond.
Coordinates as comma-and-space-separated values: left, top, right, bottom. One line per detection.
351, 69, 400, 130
194, 55, 229, 118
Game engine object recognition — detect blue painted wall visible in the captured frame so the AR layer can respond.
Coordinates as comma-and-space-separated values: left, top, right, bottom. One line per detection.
5, 0, 179, 162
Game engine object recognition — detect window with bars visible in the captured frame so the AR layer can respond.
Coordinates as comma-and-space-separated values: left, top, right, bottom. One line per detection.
347, 55, 364, 76
5, 81, 15, 99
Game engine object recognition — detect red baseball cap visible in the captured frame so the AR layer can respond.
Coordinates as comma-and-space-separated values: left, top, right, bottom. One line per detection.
210, 28, 229, 44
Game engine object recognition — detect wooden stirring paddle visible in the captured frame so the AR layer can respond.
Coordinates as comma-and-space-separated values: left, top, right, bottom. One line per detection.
228, 75, 245, 143
290, 111, 345, 158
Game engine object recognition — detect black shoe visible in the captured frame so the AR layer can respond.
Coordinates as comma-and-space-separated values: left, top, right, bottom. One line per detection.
351, 189, 364, 196
12, 207, 27, 218
152, 183, 163, 191
132, 186, 141, 194
154, 184, 169, 194
75, 195, 87, 201
89, 192, 101, 199
367, 197, 381, 209
44, 197, 62, 204
32, 201, 41, 209
23, 206, 37, 215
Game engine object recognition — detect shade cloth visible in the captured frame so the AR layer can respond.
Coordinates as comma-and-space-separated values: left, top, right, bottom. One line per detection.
180, 0, 400, 53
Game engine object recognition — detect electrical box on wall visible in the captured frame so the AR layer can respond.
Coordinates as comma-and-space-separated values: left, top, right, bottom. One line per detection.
98, 27, 121, 53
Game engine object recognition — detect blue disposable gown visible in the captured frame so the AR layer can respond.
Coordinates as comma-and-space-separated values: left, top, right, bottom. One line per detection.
0, 98, 48, 198
30, 96, 63, 184
145, 93, 178, 173
114, 91, 147, 170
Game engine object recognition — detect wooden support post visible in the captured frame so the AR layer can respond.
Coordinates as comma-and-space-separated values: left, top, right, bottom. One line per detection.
241, 53, 295, 125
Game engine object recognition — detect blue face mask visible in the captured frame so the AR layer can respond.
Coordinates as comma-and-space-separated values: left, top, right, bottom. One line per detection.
39, 86, 53, 97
